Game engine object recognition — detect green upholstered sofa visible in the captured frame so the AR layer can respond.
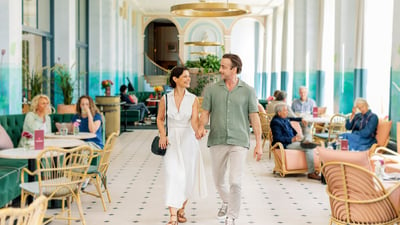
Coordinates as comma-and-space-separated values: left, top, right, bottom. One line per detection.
0, 113, 74, 208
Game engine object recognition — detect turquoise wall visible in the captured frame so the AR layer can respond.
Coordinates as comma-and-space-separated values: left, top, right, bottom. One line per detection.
0, 66, 22, 114
292, 71, 318, 101
390, 69, 400, 140
334, 71, 354, 114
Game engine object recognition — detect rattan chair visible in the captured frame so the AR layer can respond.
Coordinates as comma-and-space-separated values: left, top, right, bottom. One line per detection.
82, 131, 119, 211
271, 121, 321, 177
322, 161, 400, 225
259, 112, 274, 159
20, 146, 93, 225
0, 195, 47, 225
368, 119, 392, 156
313, 114, 347, 144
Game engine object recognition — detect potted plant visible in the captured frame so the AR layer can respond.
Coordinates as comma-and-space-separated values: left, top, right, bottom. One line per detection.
53, 63, 76, 114
22, 58, 45, 102
186, 54, 221, 96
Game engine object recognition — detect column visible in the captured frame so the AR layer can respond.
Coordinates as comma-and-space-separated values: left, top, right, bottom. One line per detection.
0, 0, 22, 114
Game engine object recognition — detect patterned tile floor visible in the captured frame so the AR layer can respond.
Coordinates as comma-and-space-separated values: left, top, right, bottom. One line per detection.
49, 130, 331, 225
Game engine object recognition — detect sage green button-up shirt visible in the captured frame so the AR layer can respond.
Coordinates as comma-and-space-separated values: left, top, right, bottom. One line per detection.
202, 80, 258, 148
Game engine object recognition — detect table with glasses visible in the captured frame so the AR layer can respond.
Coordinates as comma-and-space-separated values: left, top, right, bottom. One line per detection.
0, 139, 86, 178
45, 132, 96, 140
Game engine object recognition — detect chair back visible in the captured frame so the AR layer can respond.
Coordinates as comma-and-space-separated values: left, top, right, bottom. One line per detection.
97, 132, 119, 177
322, 161, 400, 224
376, 119, 392, 147
35, 146, 93, 198
259, 112, 272, 139
259, 112, 273, 158
318, 147, 372, 171
326, 114, 346, 142
0, 195, 48, 225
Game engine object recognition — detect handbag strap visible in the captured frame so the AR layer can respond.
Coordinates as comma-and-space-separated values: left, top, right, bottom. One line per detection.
165, 94, 168, 136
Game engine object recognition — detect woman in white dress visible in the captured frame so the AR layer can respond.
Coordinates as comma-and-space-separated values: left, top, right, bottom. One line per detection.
157, 66, 207, 225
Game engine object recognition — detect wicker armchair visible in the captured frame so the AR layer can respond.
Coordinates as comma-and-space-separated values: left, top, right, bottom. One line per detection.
313, 114, 346, 144
20, 146, 93, 225
271, 121, 320, 177
322, 161, 400, 225
259, 112, 273, 159
0, 195, 47, 225
82, 131, 119, 211
368, 119, 392, 156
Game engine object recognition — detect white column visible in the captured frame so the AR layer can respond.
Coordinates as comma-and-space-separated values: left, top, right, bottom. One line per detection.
0, 0, 22, 114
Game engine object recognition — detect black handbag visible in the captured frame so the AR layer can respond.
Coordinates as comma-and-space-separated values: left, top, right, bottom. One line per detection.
151, 95, 168, 156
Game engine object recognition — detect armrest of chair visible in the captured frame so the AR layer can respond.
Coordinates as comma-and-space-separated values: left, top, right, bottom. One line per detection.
20, 167, 37, 183
271, 142, 287, 163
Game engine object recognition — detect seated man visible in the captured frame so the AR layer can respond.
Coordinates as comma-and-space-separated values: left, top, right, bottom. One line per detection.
340, 98, 378, 151
291, 86, 317, 141
120, 84, 150, 123
291, 86, 316, 114
270, 103, 321, 180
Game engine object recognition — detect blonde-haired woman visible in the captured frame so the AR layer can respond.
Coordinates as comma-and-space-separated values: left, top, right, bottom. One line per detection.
19, 94, 52, 146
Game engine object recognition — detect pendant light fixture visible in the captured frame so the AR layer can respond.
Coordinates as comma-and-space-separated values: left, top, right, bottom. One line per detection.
171, 0, 251, 17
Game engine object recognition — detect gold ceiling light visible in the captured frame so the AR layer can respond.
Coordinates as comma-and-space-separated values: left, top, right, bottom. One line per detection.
170, 1, 251, 17
185, 41, 222, 46
190, 51, 214, 56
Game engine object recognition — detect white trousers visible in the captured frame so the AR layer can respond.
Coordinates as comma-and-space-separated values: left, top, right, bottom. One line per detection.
209, 145, 247, 220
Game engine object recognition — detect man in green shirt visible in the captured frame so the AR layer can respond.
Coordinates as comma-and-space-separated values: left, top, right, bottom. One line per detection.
198, 53, 262, 225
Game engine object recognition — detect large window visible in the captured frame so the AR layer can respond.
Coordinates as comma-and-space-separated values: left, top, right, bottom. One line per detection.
76, 0, 88, 96
22, 0, 52, 103
364, 0, 393, 117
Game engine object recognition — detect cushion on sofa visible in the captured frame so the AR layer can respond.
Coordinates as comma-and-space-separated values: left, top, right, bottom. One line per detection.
0, 114, 26, 147
0, 124, 13, 150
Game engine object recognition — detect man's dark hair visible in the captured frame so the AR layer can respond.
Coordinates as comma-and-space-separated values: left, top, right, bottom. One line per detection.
222, 53, 242, 74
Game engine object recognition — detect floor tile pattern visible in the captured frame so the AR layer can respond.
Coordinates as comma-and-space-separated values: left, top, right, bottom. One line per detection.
49, 130, 331, 225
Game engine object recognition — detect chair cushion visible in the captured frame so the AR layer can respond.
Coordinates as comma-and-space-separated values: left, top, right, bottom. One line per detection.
0, 124, 13, 150
275, 148, 320, 171
318, 147, 372, 171
376, 119, 392, 146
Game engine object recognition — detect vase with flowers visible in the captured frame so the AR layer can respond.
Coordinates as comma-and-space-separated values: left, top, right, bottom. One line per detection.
101, 80, 114, 96
73, 119, 81, 135
21, 131, 33, 151
154, 86, 164, 99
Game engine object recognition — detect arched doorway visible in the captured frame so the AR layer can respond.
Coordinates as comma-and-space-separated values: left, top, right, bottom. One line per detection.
144, 19, 179, 72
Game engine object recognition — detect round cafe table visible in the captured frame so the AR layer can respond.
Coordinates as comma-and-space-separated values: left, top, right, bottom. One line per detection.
0, 138, 86, 178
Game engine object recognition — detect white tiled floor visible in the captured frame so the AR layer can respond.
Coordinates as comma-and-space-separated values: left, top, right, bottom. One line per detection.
50, 130, 331, 225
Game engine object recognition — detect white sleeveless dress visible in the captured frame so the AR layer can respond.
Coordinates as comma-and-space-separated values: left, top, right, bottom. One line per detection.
164, 90, 208, 208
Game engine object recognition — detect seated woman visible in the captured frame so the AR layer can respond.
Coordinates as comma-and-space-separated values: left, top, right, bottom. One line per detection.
120, 84, 150, 123
340, 98, 378, 151
72, 95, 104, 149
19, 94, 52, 146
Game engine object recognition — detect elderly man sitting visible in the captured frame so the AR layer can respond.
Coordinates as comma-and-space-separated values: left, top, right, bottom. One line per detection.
270, 103, 321, 180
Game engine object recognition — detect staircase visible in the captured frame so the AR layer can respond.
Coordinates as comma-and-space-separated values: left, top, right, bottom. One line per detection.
144, 75, 169, 87
144, 53, 169, 87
